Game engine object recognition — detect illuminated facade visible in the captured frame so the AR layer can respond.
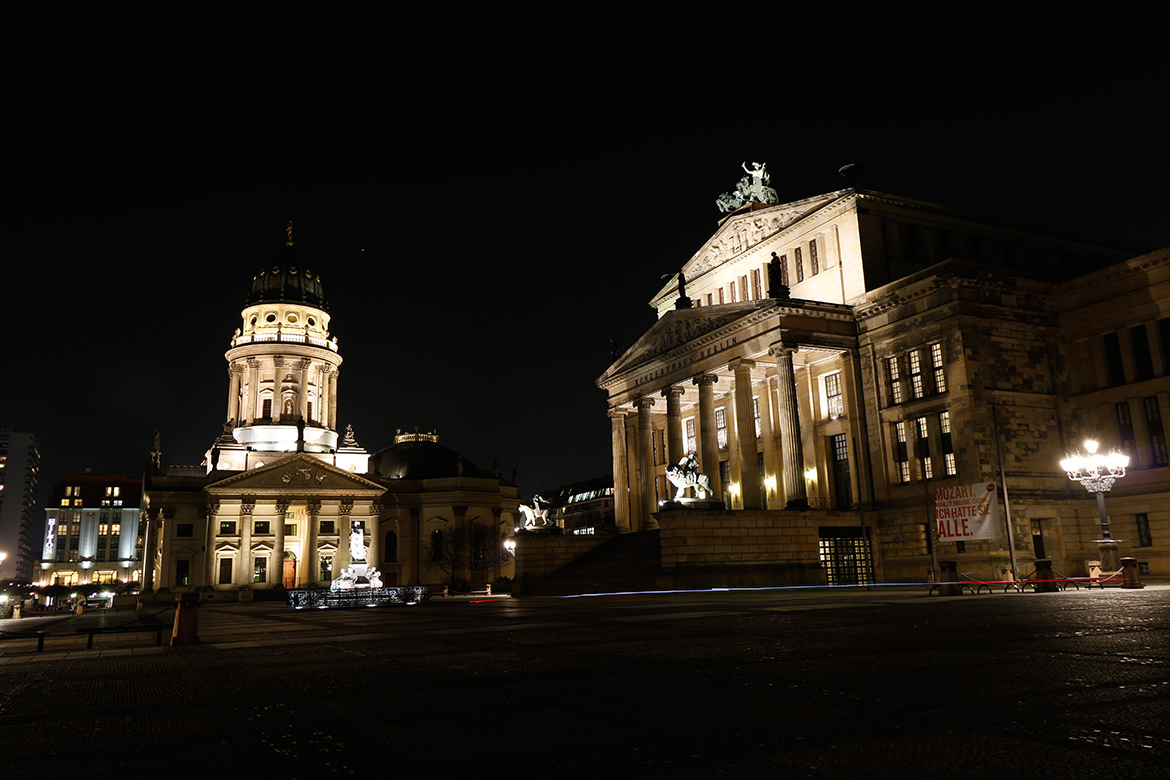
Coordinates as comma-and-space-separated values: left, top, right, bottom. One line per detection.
141, 237, 518, 597
600, 187, 1170, 585
37, 474, 143, 587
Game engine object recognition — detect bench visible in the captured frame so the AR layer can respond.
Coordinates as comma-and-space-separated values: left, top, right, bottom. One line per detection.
77, 623, 167, 649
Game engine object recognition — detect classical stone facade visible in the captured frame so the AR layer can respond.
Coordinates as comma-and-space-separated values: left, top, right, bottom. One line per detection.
599, 187, 1170, 585
140, 238, 518, 597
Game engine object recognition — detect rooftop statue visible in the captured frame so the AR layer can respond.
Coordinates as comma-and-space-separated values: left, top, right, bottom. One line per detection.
716, 161, 780, 213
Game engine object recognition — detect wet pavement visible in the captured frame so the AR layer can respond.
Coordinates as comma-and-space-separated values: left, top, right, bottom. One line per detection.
3, 584, 1170, 778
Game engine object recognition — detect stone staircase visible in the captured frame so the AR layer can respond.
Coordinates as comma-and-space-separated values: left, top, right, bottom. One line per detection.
522, 531, 662, 596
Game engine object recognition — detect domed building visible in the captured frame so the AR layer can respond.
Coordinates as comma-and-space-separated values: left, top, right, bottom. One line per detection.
140, 230, 518, 597
370, 431, 518, 590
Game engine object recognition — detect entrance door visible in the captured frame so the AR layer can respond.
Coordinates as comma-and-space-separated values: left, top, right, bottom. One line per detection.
818, 526, 874, 585
282, 556, 297, 588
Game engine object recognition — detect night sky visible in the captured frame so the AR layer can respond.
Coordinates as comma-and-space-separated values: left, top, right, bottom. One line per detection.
4, 12, 1169, 508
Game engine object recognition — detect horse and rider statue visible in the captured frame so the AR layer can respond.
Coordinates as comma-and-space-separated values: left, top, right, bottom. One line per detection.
665, 452, 712, 500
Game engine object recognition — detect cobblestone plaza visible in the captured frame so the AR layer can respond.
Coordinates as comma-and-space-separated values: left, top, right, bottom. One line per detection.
3, 586, 1170, 778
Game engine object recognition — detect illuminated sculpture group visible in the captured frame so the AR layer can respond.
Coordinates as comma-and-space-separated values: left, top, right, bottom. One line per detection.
665, 452, 711, 501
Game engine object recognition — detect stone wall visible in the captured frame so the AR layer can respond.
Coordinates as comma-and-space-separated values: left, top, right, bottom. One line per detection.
657, 508, 826, 588
513, 532, 610, 591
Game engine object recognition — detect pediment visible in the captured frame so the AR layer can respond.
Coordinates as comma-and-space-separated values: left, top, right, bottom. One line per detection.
206, 453, 385, 497
599, 303, 757, 383
682, 191, 845, 281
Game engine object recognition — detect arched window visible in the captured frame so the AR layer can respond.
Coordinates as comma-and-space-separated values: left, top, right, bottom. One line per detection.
430, 529, 444, 562
384, 531, 398, 563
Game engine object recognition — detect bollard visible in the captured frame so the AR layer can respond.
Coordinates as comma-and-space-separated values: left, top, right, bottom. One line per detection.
1120, 557, 1144, 589
939, 561, 962, 596
1033, 559, 1058, 593
171, 592, 200, 646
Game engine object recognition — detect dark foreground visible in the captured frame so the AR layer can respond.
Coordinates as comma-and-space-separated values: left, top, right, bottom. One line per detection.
3, 585, 1170, 779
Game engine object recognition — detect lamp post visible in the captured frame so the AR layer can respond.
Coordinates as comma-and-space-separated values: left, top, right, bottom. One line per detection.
1060, 439, 1128, 571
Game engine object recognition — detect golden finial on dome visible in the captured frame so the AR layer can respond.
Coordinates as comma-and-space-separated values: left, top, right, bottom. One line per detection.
286, 220, 294, 246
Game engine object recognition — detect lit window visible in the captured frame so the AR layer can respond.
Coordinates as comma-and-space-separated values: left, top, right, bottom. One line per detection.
894, 422, 910, 483
684, 418, 696, 455
939, 411, 957, 476
825, 373, 843, 418
253, 557, 268, 583
716, 408, 728, 449
888, 357, 903, 405
916, 416, 932, 479
810, 240, 819, 275
930, 343, 946, 393
753, 398, 762, 439
795, 247, 804, 282
909, 350, 924, 399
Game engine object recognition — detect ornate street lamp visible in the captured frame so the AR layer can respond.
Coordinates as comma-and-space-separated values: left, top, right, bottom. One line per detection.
1060, 439, 1128, 571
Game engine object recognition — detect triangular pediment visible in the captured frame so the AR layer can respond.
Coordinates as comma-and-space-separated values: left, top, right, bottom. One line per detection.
599, 303, 759, 384
669, 191, 847, 297
206, 453, 385, 497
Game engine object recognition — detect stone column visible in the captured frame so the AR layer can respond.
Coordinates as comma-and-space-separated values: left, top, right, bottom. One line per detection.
246, 358, 261, 423
730, 358, 761, 509
635, 396, 658, 530
339, 500, 354, 571
693, 374, 721, 500
305, 500, 321, 585
226, 365, 242, 428
625, 417, 643, 531
662, 386, 686, 466
274, 499, 289, 587
367, 502, 380, 569
771, 341, 808, 509
839, 349, 870, 506
608, 409, 631, 532
297, 358, 311, 422
237, 500, 254, 587
328, 370, 339, 432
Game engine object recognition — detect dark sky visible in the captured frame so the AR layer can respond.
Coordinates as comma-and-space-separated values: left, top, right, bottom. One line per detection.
4, 11, 1169, 505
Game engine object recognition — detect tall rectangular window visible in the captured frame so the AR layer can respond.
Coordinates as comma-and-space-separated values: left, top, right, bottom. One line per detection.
718, 288, 725, 304
684, 417, 696, 455
740, 275, 749, 301
780, 254, 789, 286
1136, 513, 1153, 547
1104, 332, 1126, 386
729, 282, 737, 303
930, 342, 946, 393
175, 559, 190, 587
939, 411, 957, 476
894, 421, 911, 483
809, 239, 819, 275
753, 398, 762, 438
1132, 325, 1153, 382
825, 372, 844, 419
1143, 396, 1169, 466
888, 357, 903, 405
752, 269, 762, 299
254, 556, 268, 583
909, 349, 925, 399
715, 408, 728, 449
1117, 401, 1137, 457
795, 247, 804, 282
916, 416, 932, 479
218, 558, 233, 585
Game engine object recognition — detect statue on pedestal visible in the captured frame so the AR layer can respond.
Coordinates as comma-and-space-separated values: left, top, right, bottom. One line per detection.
666, 452, 712, 500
